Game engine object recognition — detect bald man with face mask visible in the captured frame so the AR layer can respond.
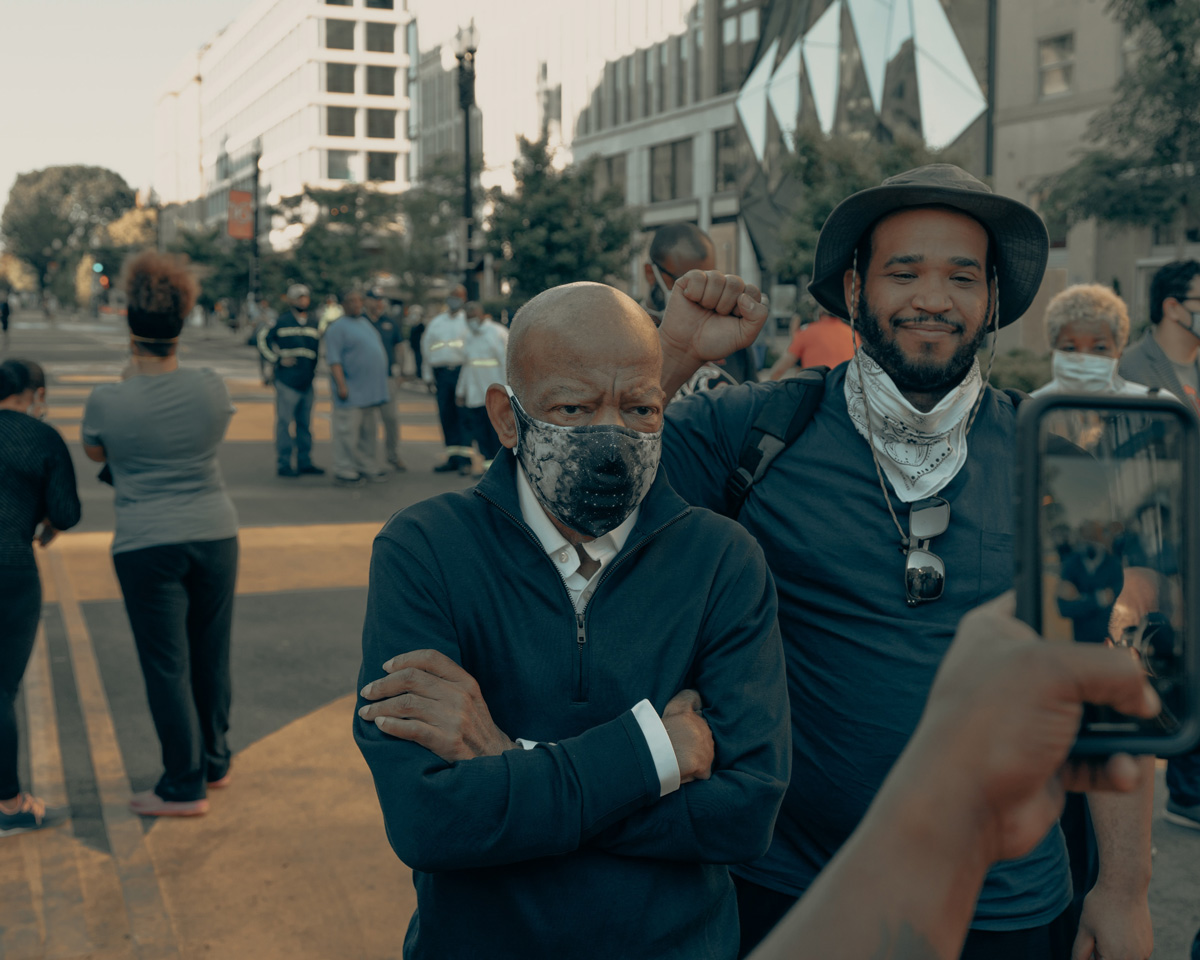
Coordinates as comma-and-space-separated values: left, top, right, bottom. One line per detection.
354, 281, 788, 960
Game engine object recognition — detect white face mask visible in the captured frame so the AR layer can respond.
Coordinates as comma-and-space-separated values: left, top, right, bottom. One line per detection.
1052, 350, 1118, 393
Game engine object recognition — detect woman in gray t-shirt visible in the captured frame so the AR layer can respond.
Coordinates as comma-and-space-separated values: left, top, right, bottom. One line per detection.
82, 251, 239, 818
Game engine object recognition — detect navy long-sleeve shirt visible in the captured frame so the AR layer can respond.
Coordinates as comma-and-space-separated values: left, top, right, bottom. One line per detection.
354, 449, 790, 960
0, 411, 80, 567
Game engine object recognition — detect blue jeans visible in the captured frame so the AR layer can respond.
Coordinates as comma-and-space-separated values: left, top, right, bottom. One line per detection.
1168, 748, 1200, 807
275, 381, 314, 470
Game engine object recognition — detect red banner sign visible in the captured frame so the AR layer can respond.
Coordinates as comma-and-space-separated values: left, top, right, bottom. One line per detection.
227, 190, 254, 240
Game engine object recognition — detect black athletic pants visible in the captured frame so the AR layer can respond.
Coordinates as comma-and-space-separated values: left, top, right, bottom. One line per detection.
432, 366, 467, 462
113, 537, 238, 802
0, 565, 41, 800
734, 873, 1081, 960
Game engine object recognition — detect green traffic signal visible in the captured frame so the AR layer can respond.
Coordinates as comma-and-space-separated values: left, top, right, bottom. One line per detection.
92, 262, 104, 273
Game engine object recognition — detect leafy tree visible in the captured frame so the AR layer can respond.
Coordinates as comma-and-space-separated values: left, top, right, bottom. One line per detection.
774, 125, 956, 283
485, 136, 642, 305
0, 253, 37, 293
1041, 0, 1200, 257
167, 226, 258, 312
273, 183, 405, 298
0, 165, 136, 301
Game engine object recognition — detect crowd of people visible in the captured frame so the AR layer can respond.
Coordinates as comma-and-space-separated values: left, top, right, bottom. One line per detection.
2, 165, 1200, 959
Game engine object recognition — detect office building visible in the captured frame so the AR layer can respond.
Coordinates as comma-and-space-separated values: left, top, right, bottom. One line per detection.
154, 0, 413, 247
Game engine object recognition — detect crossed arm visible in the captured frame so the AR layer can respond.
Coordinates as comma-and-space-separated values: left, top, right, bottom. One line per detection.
354, 530, 788, 872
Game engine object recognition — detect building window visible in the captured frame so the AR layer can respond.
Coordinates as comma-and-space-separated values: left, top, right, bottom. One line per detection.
1038, 34, 1074, 97
365, 0, 395, 7
327, 106, 356, 136
368, 152, 397, 181
327, 150, 353, 180
326, 19, 355, 50
650, 138, 694, 202
367, 65, 395, 95
657, 43, 668, 113
325, 0, 351, 5
327, 62, 355, 94
624, 57, 634, 124
676, 35, 688, 108
367, 22, 395, 53
643, 49, 654, 119
367, 109, 396, 138
595, 153, 628, 199
714, 128, 739, 192
720, 2, 761, 94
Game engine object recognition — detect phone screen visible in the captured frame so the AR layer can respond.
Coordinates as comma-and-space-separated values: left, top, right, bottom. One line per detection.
1037, 406, 1188, 736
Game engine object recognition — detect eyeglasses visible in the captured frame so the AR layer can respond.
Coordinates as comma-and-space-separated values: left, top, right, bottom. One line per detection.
904, 497, 950, 607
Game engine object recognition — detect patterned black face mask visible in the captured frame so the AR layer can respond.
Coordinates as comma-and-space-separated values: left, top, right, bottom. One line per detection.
506, 388, 661, 539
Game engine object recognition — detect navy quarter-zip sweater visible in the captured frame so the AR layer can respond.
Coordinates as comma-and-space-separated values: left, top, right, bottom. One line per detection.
354, 447, 790, 960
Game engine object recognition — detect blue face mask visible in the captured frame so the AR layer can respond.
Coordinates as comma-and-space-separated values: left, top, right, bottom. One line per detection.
446, 297, 465, 312
506, 387, 661, 538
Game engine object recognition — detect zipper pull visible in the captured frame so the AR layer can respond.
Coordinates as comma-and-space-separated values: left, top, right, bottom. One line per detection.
576, 613, 586, 647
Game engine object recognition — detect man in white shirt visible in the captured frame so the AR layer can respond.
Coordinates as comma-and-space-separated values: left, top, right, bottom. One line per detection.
421, 285, 472, 473
456, 303, 508, 473
354, 280, 788, 960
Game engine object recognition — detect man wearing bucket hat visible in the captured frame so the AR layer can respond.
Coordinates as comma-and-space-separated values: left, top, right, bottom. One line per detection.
258, 283, 326, 477
655, 165, 1154, 960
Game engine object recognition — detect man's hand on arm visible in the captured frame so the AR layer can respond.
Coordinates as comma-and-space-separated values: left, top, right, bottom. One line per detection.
359, 649, 517, 760
661, 689, 714, 784
658, 270, 769, 399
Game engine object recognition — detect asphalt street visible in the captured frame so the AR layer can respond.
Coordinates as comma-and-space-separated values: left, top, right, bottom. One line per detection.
1, 310, 1198, 959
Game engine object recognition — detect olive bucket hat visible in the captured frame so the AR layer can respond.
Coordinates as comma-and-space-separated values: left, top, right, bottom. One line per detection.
807, 164, 1049, 328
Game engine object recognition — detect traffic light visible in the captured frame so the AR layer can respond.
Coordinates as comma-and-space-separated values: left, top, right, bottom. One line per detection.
92, 262, 104, 273
99, 275, 110, 289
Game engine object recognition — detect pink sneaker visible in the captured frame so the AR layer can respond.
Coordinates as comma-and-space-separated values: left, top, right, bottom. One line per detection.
129, 791, 209, 817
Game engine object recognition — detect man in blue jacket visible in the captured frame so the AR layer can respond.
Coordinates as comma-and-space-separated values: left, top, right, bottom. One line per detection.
354, 280, 789, 960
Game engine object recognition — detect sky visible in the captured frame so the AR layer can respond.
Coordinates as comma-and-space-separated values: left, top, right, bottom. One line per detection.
0, 0, 249, 211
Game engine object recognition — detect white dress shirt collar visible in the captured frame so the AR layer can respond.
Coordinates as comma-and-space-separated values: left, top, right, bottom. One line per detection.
515, 463, 638, 610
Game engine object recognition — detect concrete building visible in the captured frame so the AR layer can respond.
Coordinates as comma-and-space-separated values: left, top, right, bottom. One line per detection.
154, 0, 413, 247
993, 0, 1200, 348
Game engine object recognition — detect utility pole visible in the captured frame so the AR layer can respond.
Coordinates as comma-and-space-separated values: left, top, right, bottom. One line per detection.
455, 22, 479, 301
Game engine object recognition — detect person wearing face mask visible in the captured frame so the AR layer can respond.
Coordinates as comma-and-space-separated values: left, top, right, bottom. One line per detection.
455, 302, 508, 474
354, 281, 788, 960
82, 252, 239, 818
1032, 285, 1157, 398
422, 285, 473, 473
1121, 260, 1200, 417
0, 358, 80, 836
642, 222, 759, 395
655, 165, 1155, 960
1120, 260, 1200, 837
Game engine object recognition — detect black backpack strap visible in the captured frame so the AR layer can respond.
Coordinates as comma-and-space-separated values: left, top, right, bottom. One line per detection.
725, 367, 828, 517
1003, 388, 1029, 409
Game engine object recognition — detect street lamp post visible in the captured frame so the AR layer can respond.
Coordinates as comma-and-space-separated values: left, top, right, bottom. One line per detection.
455, 21, 479, 301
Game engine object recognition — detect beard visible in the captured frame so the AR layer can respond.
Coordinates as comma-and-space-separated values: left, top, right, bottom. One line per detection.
855, 289, 989, 395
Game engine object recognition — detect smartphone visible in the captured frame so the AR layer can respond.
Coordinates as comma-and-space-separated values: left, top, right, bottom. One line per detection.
1015, 393, 1200, 756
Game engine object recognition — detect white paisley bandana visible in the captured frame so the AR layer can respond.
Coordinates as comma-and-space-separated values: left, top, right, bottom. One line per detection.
844, 352, 982, 503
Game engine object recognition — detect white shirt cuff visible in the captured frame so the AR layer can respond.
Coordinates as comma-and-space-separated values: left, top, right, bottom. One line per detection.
515, 738, 539, 750
631, 698, 682, 797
